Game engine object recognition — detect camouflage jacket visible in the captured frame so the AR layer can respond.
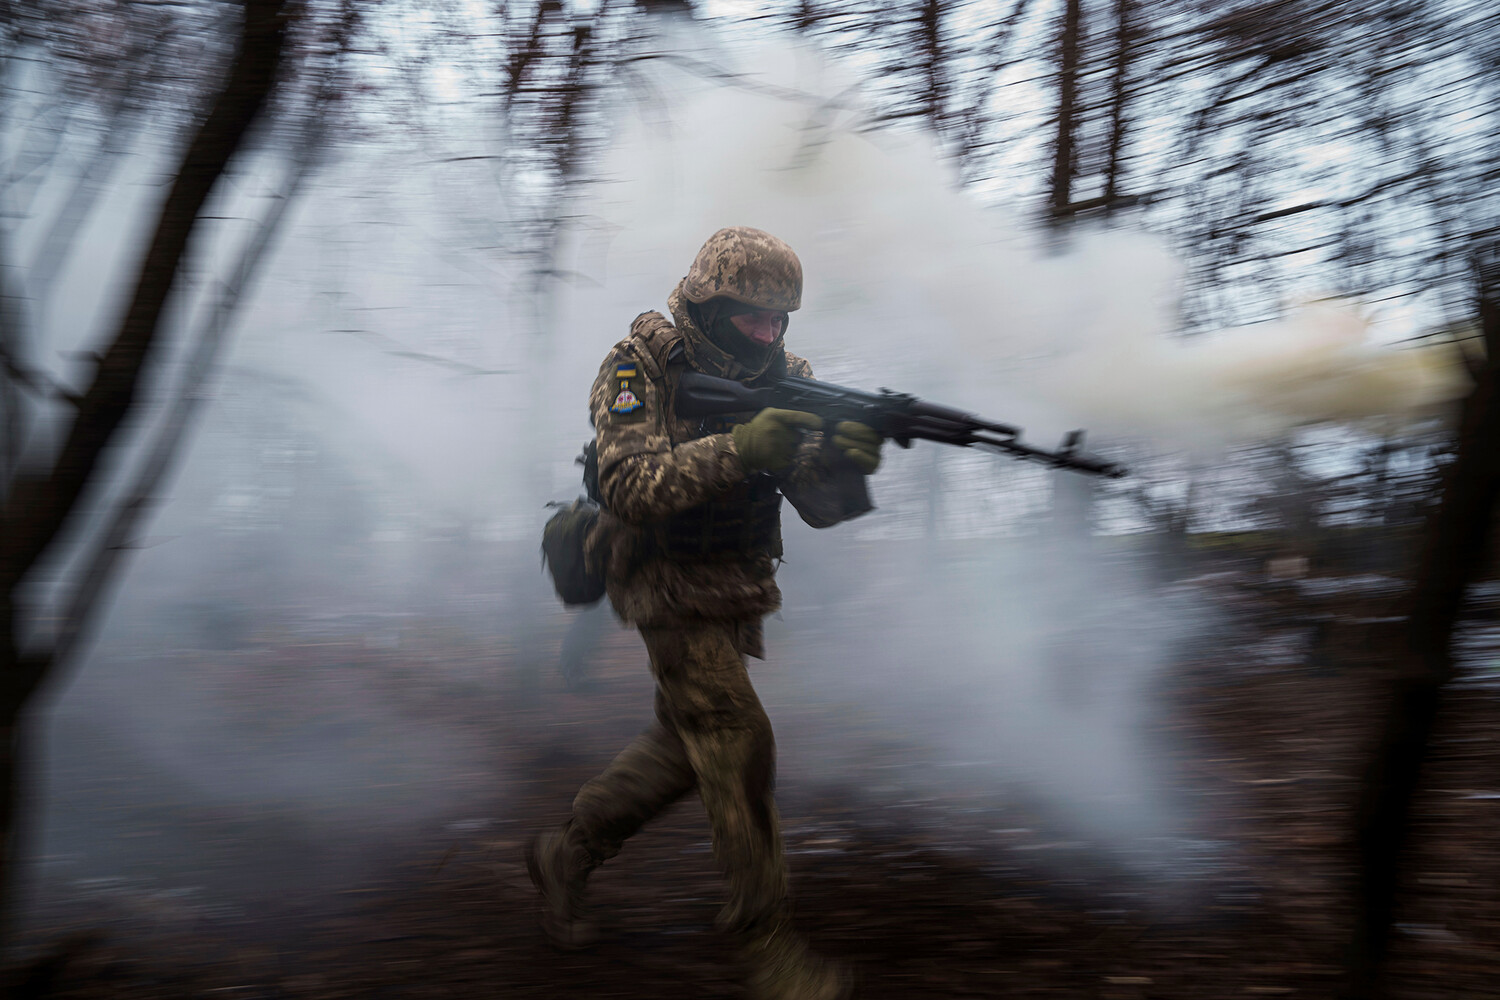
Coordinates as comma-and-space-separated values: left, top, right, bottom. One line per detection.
586, 282, 872, 636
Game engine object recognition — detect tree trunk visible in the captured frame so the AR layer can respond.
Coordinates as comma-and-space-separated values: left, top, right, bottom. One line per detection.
919, 0, 947, 141
0, 0, 289, 945
1345, 256, 1500, 998
1102, 0, 1133, 210
1047, 0, 1082, 223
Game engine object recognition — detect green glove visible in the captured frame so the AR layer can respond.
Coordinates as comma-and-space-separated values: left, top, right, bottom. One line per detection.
833, 420, 883, 475
732, 408, 822, 472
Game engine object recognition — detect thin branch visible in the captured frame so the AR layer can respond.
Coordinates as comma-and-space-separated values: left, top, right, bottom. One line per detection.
2, 0, 290, 689
44, 137, 317, 672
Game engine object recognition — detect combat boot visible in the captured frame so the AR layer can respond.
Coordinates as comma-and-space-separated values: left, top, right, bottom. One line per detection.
524, 821, 600, 949
741, 921, 852, 1000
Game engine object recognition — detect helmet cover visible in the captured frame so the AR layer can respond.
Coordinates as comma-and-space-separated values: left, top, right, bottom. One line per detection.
682, 227, 802, 312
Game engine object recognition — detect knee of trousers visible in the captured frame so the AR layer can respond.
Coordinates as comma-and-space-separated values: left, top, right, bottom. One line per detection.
570, 751, 695, 860
678, 707, 776, 782
687, 717, 780, 830
677, 699, 774, 741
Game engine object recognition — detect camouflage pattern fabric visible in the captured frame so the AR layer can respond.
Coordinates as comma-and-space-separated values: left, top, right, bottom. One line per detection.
681, 226, 803, 312
571, 618, 787, 933
560, 266, 872, 955
587, 282, 871, 626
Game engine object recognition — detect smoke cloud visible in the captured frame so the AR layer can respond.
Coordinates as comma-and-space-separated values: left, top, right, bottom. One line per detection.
542, 23, 1459, 870
24, 14, 1465, 929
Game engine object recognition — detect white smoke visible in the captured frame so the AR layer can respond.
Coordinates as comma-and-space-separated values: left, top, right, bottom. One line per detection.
25, 14, 1467, 917
545, 24, 1464, 877
555, 30, 1467, 457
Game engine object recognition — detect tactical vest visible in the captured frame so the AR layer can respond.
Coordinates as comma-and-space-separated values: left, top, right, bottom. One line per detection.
623, 313, 784, 561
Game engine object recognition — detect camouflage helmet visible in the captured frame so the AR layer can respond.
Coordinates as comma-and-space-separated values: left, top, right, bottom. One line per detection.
682, 227, 802, 312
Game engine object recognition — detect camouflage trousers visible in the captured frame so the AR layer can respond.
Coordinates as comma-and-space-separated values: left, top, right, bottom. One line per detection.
570, 618, 788, 933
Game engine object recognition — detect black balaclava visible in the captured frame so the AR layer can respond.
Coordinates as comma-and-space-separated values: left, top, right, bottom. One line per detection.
688, 298, 789, 372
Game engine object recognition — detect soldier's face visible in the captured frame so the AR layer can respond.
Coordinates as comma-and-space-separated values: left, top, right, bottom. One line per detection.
728, 308, 787, 347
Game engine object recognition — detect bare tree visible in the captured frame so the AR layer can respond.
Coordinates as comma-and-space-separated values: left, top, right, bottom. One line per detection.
1346, 244, 1500, 999
0, 0, 292, 937
1100, 0, 1135, 212
1046, 0, 1082, 224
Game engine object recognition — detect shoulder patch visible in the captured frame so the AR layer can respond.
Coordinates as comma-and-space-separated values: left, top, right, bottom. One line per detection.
609, 363, 646, 420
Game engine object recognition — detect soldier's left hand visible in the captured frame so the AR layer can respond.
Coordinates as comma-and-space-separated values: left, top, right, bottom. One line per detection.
833, 421, 882, 475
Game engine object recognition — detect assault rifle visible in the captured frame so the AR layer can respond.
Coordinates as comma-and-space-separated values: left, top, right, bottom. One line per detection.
675, 370, 1126, 478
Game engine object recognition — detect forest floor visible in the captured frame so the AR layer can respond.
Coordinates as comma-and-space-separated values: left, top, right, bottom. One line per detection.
9, 571, 1500, 999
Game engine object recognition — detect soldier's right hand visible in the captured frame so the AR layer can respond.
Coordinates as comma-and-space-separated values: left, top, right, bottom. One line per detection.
732, 408, 822, 473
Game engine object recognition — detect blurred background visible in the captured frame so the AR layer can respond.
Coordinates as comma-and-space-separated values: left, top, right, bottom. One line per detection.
1, 0, 1497, 996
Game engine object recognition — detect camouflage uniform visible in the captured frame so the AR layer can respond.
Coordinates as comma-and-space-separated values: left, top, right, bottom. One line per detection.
577, 282, 870, 926
584, 290, 871, 632
531, 231, 868, 997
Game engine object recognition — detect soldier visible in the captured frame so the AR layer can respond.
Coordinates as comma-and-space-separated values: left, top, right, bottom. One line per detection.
527, 227, 881, 999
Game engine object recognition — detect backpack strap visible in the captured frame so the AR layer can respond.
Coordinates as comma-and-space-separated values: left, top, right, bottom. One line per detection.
626, 311, 683, 384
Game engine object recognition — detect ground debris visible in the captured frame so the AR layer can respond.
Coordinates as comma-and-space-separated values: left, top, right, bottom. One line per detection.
15, 578, 1500, 998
